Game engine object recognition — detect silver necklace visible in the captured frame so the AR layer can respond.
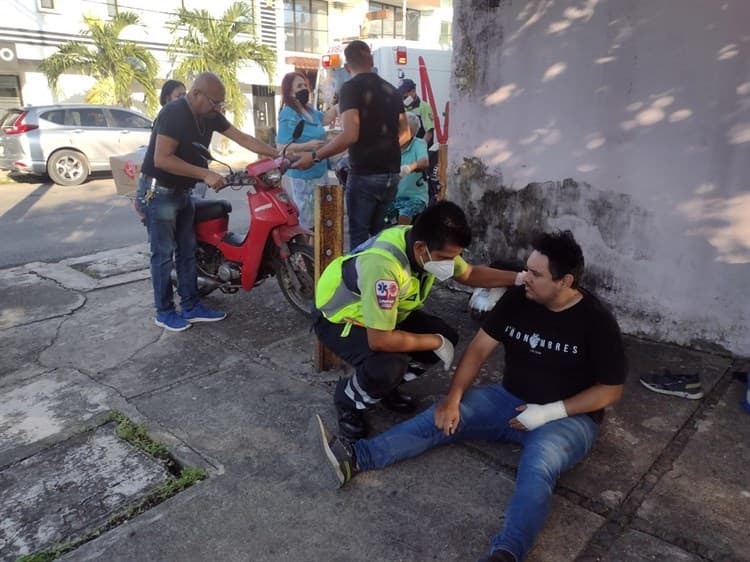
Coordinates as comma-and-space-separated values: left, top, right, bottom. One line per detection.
185, 96, 205, 136
195, 117, 206, 136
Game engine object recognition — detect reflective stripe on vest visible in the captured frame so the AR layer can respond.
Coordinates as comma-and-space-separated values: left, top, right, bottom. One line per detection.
317, 227, 413, 324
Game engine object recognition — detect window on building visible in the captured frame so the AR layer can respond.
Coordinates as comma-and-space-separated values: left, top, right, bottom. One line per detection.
283, 0, 328, 54
0, 75, 22, 112
367, 2, 419, 40
38, 0, 55, 9
107, 0, 118, 17
440, 20, 451, 45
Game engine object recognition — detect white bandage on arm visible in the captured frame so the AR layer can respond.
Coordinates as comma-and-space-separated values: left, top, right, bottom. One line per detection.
515, 400, 568, 431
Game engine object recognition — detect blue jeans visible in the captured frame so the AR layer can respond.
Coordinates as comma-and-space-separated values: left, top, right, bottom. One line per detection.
354, 385, 599, 561
345, 172, 400, 249
139, 177, 199, 314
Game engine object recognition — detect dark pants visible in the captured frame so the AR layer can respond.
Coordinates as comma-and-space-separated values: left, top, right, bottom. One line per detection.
313, 309, 459, 411
345, 172, 400, 249
427, 149, 440, 205
138, 177, 199, 314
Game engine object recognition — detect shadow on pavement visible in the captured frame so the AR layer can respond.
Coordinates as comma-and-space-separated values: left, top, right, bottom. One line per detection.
0, 181, 54, 221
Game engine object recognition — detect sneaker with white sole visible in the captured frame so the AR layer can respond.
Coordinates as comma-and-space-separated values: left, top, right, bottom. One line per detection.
316, 414, 359, 487
639, 371, 704, 399
181, 303, 227, 323
155, 311, 191, 332
403, 361, 427, 382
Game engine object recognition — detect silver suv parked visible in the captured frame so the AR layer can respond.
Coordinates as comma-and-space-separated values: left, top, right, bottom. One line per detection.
0, 104, 153, 186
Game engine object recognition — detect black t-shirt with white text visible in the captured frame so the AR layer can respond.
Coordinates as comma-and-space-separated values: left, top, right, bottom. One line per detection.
141, 97, 231, 189
339, 72, 404, 175
482, 286, 627, 422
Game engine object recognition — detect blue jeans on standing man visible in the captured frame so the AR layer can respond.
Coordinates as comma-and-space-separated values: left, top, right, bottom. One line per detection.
353, 384, 599, 561
346, 172, 400, 249
137, 177, 200, 314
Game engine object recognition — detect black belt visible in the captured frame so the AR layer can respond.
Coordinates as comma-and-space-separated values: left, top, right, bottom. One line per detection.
140, 174, 184, 189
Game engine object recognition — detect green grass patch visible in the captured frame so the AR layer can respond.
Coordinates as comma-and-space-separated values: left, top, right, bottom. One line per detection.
105, 410, 171, 464
17, 412, 208, 562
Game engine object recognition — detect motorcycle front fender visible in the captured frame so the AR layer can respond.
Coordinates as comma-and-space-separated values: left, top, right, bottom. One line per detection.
272, 225, 311, 250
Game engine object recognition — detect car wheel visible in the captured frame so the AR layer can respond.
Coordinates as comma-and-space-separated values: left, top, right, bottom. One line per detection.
47, 149, 90, 186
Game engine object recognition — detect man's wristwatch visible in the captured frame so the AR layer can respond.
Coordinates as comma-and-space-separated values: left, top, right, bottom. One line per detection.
311, 150, 321, 164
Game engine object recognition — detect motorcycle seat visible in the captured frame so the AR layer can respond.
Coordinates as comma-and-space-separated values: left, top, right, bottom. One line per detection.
194, 199, 232, 222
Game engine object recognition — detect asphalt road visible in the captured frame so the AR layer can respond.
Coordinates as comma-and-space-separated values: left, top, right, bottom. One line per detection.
0, 174, 251, 268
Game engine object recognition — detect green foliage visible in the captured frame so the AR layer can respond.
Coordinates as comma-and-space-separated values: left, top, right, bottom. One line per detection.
157, 467, 209, 499
105, 410, 171, 462
17, 545, 72, 562
168, 1, 275, 128
38, 12, 158, 114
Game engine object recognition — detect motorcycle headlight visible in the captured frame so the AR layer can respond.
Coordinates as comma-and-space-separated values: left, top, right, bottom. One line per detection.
264, 168, 282, 183
275, 191, 290, 204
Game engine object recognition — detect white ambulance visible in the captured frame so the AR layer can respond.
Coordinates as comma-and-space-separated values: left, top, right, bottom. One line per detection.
314, 39, 452, 132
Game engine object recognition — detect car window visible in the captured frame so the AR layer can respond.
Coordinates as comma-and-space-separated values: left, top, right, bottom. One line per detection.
39, 110, 66, 125
1, 110, 22, 128
108, 109, 152, 129
69, 108, 108, 128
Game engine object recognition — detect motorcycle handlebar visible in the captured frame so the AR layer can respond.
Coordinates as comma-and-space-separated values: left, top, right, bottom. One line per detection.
221, 155, 293, 187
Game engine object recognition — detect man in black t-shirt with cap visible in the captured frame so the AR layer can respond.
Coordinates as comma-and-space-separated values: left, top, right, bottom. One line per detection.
293, 41, 410, 248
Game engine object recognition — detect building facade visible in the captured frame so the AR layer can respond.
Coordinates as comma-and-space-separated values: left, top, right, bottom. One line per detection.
4, 0, 452, 142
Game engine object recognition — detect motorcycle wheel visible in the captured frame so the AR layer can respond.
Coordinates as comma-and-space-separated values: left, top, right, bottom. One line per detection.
275, 241, 315, 316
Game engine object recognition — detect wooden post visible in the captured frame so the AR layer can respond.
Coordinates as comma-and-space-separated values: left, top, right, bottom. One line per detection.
437, 143, 448, 201
313, 184, 344, 371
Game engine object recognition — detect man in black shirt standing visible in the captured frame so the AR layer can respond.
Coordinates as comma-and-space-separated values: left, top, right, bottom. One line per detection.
316, 230, 627, 562
293, 40, 409, 248
138, 72, 279, 332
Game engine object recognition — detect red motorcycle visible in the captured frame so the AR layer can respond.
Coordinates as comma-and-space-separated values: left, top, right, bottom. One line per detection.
189, 124, 314, 316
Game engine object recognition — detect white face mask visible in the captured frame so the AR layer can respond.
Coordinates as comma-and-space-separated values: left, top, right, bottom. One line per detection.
403, 95, 414, 107
420, 248, 455, 281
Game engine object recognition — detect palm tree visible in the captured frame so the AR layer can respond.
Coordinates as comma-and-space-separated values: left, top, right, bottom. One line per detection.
39, 12, 158, 114
168, 2, 275, 128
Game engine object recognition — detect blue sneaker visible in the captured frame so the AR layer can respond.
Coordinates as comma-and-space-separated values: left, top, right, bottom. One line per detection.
155, 311, 191, 332
181, 303, 227, 323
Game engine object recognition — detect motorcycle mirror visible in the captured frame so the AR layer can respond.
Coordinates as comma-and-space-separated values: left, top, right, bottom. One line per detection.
282, 120, 307, 162
192, 142, 233, 174
192, 142, 213, 162
292, 120, 305, 141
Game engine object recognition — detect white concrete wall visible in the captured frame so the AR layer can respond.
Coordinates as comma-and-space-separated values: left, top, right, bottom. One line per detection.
450, 0, 750, 355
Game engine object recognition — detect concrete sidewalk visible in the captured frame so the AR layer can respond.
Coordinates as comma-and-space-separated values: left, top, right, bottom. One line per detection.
0, 244, 748, 562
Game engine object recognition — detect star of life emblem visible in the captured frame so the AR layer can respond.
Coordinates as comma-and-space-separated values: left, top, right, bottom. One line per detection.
375, 279, 399, 310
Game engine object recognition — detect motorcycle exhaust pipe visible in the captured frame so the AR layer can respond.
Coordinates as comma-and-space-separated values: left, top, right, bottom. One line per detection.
197, 275, 222, 292
170, 269, 222, 292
